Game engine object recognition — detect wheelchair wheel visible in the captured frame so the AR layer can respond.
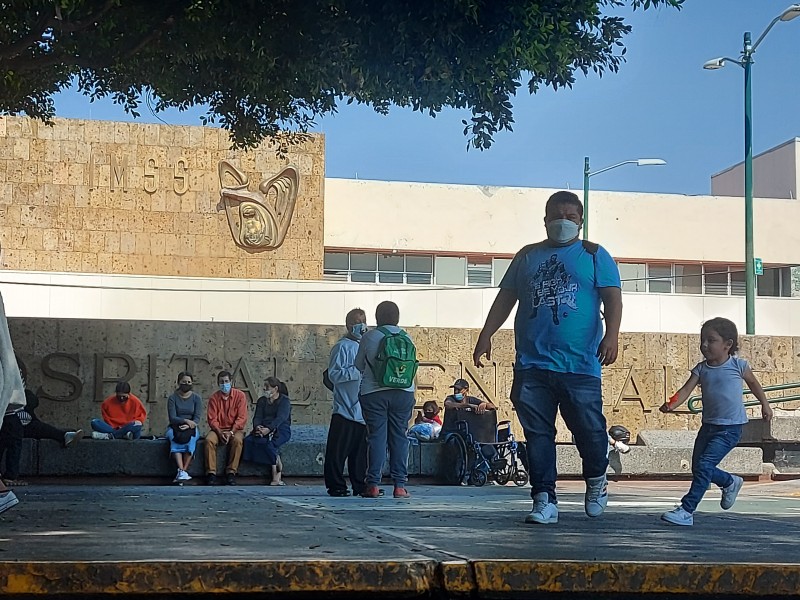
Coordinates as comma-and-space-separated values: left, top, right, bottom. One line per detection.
441, 434, 469, 485
494, 469, 511, 486
513, 467, 529, 487
470, 469, 488, 487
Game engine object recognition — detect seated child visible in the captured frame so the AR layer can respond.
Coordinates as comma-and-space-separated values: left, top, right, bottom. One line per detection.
408, 401, 442, 441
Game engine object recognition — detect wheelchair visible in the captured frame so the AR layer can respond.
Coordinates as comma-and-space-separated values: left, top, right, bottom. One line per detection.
440, 408, 529, 487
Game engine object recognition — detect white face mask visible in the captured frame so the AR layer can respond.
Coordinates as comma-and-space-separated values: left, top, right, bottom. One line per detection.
546, 219, 580, 244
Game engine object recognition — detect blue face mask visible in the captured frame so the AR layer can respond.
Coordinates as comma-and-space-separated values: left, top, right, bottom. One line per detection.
454, 393, 464, 401
350, 323, 367, 339
220, 382, 232, 394
546, 219, 580, 244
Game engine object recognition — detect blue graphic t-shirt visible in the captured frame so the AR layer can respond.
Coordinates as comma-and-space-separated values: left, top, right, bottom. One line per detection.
500, 239, 621, 378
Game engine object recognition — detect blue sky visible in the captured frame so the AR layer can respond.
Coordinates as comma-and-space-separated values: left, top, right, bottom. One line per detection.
53, 0, 800, 196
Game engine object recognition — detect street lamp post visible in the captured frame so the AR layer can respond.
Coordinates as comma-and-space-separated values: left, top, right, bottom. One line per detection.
704, 3, 800, 335
582, 157, 666, 240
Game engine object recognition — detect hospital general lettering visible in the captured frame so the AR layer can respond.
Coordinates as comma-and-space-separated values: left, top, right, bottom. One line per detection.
34, 352, 678, 413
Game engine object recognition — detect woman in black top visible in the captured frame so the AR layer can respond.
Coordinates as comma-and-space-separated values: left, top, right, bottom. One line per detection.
242, 376, 291, 485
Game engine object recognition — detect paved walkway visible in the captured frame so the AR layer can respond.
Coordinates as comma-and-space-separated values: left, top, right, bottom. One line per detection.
3, 478, 800, 597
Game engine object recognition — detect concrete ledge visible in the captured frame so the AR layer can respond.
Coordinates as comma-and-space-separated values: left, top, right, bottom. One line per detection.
5, 560, 800, 597
18, 438, 764, 479
637, 429, 698, 448
742, 416, 800, 444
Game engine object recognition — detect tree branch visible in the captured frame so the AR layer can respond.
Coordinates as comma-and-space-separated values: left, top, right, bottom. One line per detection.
0, 13, 53, 60
55, 0, 117, 34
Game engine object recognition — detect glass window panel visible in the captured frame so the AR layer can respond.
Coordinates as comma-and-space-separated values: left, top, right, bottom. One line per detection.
323, 252, 349, 270
730, 270, 746, 296
350, 252, 377, 271
493, 258, 512, 286
674, 264, 702, 294
648, 264, 672, 294
435, 256, 466, 286
780, 267, 793, 297
407, 273, 432, 285
467, 259, 492, 287
704, 266, 728, 295
618, 263, 646, 292
323, 270, 349, 282
406, 255, 433, 273
757, 266, 780, 297
350, 271, 376, 283
378, 253, 404, 272
378, 272, 404, 284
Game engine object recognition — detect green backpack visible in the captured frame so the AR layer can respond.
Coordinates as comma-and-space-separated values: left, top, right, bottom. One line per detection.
372, 326, 418, 389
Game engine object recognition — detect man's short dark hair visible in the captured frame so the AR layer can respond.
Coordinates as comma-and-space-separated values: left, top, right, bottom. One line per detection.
375, 301, 400, 326
217, 370, 232, 383
545, 190, 583, 217
115, 380, 131, 394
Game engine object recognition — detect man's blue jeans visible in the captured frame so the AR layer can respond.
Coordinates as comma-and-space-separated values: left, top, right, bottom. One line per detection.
91, 419, 142, 440
359, 389, 415, 488
681, 423, 742, 513
511, 367, 608, 503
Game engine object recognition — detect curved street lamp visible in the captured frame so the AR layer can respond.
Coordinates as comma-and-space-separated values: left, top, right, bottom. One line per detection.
704, 3, 800, 335
582, 157, 666, 240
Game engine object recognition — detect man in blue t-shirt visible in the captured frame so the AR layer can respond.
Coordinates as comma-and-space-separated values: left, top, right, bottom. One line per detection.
473, 190, 622, 525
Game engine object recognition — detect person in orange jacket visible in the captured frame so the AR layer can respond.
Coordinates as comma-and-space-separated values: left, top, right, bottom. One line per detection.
90, 381, 147, 440
204, 370, 248, 486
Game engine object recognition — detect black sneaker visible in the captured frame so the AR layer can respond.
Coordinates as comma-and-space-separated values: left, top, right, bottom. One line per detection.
226, 473, 237, 486
328, 489, 350, 497
206, 473, 219, 486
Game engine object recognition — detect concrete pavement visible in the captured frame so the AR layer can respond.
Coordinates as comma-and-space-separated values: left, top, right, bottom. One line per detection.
3, 478, 800, 597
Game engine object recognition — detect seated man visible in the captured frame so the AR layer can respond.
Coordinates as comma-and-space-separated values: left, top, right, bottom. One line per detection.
91, 381, 147, 440
441, 379, 496, 442
204, 370, 247, 486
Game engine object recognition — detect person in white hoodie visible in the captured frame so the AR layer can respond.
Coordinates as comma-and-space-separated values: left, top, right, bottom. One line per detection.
324, 308, 369, 497
0, 291, 24, 513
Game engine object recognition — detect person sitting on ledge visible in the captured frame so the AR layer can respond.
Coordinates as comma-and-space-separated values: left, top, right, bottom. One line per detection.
243, 376, 292, 486
91, 381, 147, 440
204, 370, 247, 486
166, 371, 202, 484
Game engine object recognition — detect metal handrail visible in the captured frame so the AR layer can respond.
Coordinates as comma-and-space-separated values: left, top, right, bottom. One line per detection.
687, 381, 800, 413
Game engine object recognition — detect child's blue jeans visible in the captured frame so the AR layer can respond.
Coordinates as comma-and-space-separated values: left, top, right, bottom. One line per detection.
682, 423, 743, 513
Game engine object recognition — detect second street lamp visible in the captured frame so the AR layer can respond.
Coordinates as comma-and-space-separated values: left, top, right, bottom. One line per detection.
582, 157, 666, 240
704, 3, 800, 335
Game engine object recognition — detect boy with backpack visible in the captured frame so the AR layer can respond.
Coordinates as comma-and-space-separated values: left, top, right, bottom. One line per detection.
355, 301, 418, 499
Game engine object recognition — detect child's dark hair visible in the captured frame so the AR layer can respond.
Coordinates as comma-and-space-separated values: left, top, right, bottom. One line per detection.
701, 317, 739, 355
422, 400, 439, 411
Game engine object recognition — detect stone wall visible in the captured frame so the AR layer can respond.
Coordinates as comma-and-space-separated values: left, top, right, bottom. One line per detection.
8, 318, 800, 440
0, 116, 324, 279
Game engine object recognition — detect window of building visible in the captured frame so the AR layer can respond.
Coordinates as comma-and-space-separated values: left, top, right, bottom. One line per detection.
757, 266, 792, 297
618, 263, 646, 292
493, 258, 512, 286
467, 258, 492, 287
406, 254, 433, 285
648, 264, 672, 294
323, 251, 350, 281
730, 269, 746, 296
674, 264, 702, 294
704, 266, 728, 295
435, 256, 466, 286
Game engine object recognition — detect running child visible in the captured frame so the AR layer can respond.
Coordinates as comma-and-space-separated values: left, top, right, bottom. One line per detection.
659, 317, 772, 526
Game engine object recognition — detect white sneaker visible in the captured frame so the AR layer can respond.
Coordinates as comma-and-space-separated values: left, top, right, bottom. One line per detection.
613, 440, 631, 454
0, 491, 19, 514
661, 506, 693, 526
124, 431, 134, 440
177, 470, 192, 482
721, 475, 744, 510
91, 431, 113, 440
525, 492, 559, 524
64, 430, 83, 447
585, 475, 608, 517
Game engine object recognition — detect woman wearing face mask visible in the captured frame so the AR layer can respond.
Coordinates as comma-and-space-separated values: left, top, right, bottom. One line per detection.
242, 376, 292, 486
166, 371, 202, 484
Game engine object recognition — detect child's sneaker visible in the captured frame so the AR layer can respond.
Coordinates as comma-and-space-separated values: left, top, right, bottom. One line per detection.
584, 475, 608, 517
64, 429, 83, 447
124, 431, 134, 441
721, 475, 744, 510
0, 491, 19, 514
91, 431, 113, 440
525, 492, 559, 524
661, 506, 693, 526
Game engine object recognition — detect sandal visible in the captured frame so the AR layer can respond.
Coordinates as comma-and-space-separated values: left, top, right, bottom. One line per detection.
269, 480, 286, 486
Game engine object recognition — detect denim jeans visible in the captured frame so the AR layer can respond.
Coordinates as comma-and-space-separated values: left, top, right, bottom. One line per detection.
359, 389, 415, 488
511, 367, 608, 503
681, 423, 742, 513
91, 418, 142, 440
